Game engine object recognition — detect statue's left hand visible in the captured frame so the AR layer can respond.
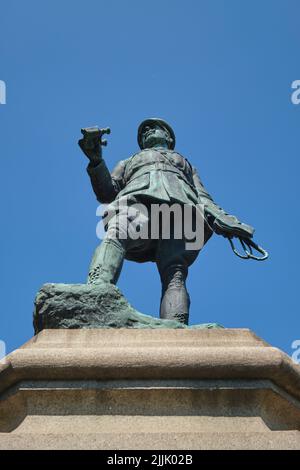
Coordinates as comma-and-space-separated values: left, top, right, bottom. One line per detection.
211, 212, 255, 239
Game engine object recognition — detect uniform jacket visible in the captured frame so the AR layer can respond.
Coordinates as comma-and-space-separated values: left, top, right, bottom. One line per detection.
87, 147, 254, 240
87, 148, 216, 208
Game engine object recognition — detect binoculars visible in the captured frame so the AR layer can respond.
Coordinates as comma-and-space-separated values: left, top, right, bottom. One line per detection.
80, 127, 111, 148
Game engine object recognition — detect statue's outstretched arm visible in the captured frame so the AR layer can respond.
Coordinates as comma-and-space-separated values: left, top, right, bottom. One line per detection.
87, 159, 126, 204
78, 127, 126, 204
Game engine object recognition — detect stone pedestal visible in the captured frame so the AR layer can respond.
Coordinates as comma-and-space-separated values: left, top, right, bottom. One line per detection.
0, 329, 300, 449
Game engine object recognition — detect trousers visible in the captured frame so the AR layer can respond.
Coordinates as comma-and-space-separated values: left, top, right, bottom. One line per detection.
87, 197, 212, 324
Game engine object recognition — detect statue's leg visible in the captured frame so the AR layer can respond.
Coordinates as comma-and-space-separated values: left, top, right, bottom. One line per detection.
87, 197, 149, 285
87, 237, 125, 285
156, 234, 193, 324
87, 202, 129, 284
158, 262, 190, 325
156, 206, 214, 324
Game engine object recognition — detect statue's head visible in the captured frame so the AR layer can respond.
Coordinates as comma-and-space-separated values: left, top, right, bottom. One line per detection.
138, 118, 176, 150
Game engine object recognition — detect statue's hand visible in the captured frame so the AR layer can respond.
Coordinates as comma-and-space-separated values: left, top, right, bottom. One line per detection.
207, 210, 255, 239
78, 127, 102, 166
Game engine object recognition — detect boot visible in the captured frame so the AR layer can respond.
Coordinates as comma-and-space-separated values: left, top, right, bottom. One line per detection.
159, 265, 190, 325
87, 238, 125, 285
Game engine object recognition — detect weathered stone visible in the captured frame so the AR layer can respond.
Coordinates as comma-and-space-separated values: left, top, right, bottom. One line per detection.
33, 283, 223, 333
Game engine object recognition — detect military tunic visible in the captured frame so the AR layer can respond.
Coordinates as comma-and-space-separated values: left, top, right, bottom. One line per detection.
87, 148, 217, 264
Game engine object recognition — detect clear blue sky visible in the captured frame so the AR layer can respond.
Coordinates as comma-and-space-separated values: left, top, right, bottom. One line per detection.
0, 0, 299, 355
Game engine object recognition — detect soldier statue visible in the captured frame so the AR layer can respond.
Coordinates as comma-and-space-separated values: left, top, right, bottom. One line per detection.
78, 118, 266, 325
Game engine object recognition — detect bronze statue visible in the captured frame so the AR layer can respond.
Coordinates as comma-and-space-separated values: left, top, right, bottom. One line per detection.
78, 118, 267, 325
